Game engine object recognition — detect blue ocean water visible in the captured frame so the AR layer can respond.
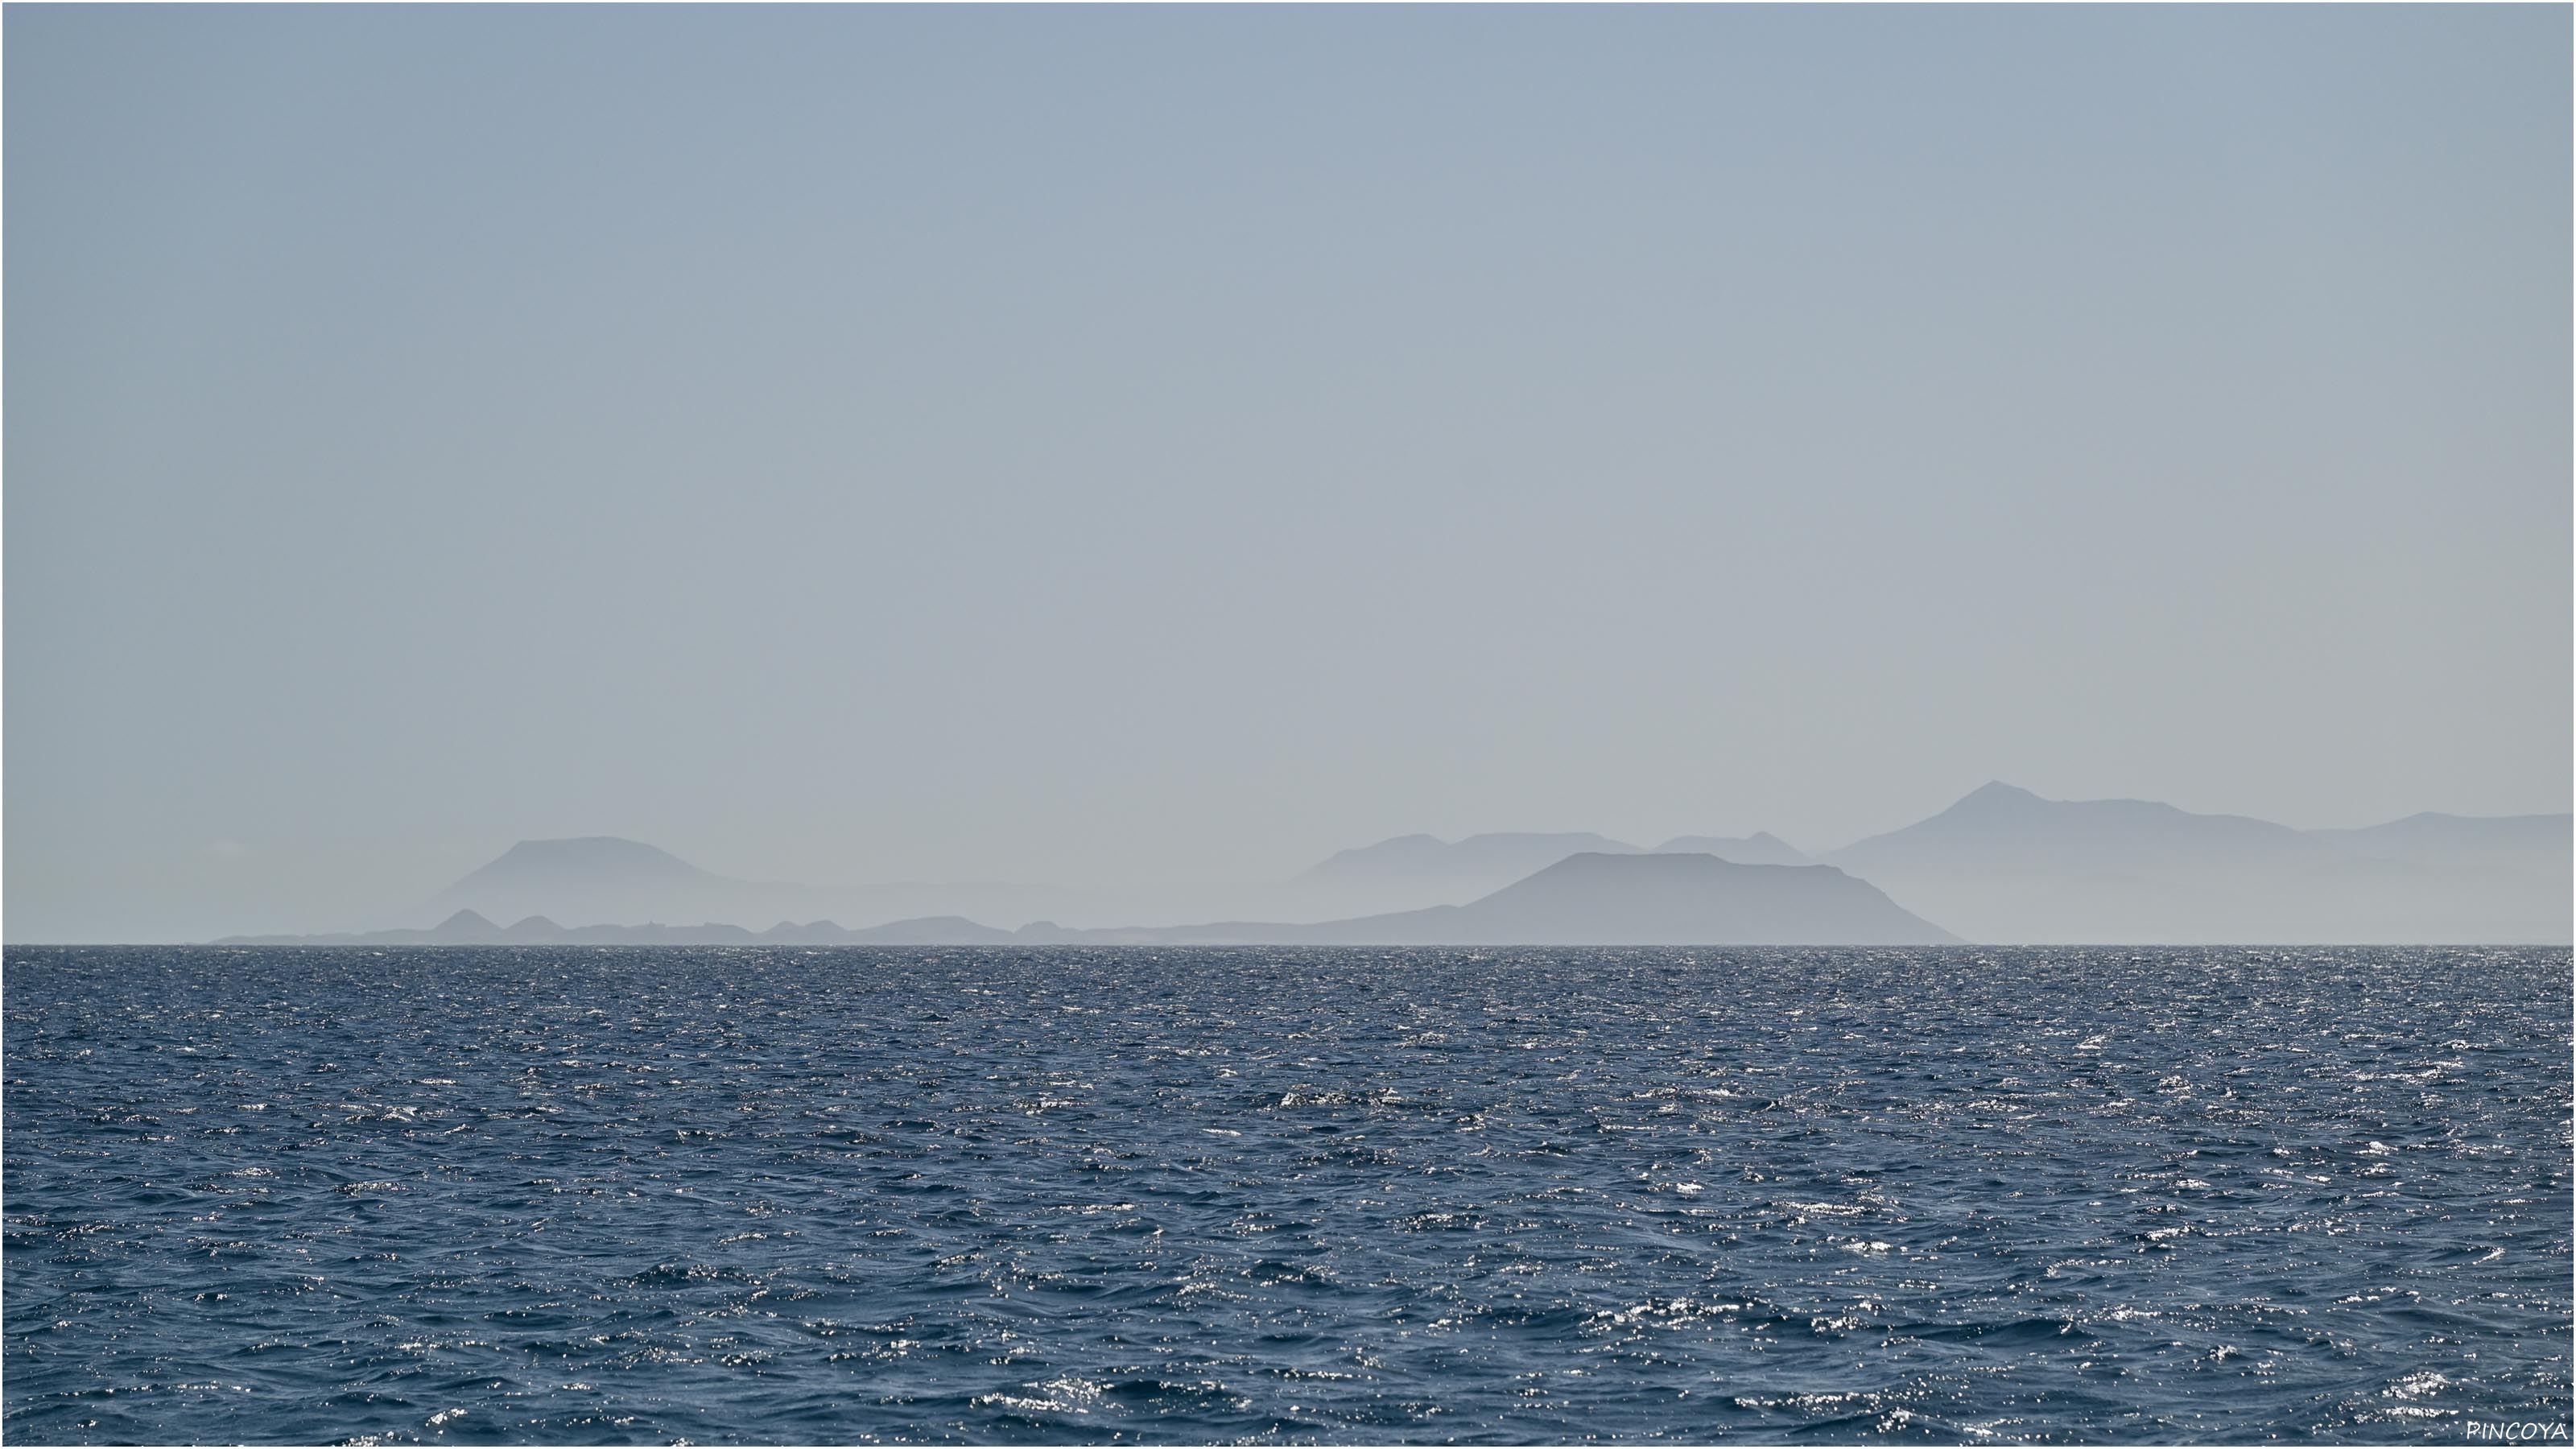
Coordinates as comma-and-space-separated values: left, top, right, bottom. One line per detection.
4, 946, 2567, 1444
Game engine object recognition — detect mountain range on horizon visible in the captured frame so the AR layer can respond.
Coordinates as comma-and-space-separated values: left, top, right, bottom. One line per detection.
402, 825, 1837, 938
1286, 828, 1812, 917
198, 782, 2571, 947
221, 851, 1958, 948
1825, 782, 2570, 943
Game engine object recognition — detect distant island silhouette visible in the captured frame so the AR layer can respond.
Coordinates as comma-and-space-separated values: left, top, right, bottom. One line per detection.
1288, 830, 1817, 915
1823, 782, 2570, 943
1154, 852, 1952, 946
217, 852, 1957, 947
206, 782, 2570, 947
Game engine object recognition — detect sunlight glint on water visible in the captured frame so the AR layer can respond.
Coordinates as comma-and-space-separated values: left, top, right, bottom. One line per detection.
5, 946, 2568, 1443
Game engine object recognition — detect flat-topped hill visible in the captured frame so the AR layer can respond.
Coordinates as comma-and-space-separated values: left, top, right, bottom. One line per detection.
1261, 851, 1955, 946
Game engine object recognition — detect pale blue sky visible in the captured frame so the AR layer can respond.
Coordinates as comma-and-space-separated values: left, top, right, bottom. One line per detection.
8, 5, 2568, 938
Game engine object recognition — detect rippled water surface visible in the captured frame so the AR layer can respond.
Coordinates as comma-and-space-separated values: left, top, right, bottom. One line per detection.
6, 946, 2569, 1443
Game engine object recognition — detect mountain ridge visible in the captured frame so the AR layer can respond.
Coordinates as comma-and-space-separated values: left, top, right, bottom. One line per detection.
205, 785, 2570, 946
1823, 782, 2568, 943
217, 852, 1959, 947
1650, 832, 1809, 865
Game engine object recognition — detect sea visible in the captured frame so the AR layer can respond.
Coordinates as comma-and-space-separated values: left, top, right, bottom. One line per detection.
4, 945, 2568, 1444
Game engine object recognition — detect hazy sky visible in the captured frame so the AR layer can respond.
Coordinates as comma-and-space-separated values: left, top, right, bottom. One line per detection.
9, 5, 2569, 939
